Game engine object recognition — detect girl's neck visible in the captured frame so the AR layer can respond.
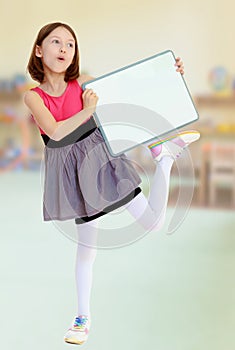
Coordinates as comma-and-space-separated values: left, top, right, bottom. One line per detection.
40, 72, 68, 97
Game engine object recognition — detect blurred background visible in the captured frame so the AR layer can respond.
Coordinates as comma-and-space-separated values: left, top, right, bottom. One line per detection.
1, 1, 235, 349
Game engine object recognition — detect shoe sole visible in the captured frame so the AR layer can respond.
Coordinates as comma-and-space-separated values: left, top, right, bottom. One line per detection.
148, 130, 200, 149
64, 337, 85, 345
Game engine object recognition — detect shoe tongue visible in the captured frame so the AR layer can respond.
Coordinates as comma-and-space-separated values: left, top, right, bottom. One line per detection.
74, 316, 88, 326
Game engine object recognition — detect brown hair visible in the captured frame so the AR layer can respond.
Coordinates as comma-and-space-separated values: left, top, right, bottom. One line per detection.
27, 22, 80, 83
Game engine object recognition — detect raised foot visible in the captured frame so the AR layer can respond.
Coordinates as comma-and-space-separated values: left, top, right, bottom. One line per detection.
148, 130, 200, 161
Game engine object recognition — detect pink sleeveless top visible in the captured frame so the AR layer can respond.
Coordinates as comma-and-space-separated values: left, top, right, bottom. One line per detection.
31, 80, 83, 135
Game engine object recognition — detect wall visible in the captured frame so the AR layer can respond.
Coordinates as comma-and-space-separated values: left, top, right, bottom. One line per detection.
0, 0, 234, 94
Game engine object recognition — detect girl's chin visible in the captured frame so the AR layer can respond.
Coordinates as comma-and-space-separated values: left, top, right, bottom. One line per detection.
43, 64, 69, 75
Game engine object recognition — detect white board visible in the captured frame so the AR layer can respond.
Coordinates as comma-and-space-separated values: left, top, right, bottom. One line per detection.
82, 50, 199, 156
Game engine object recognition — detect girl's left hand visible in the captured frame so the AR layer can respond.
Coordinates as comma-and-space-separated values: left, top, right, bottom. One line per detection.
175, 57, 184, 75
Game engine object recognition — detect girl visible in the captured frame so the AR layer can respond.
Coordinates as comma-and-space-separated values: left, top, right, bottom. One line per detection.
24, 22, 199, 345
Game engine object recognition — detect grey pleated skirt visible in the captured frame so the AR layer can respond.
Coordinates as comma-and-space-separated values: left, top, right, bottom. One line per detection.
42, 118, 142, 224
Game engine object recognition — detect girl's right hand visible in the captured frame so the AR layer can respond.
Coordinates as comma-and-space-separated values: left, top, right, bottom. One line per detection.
82, 89, 99, 114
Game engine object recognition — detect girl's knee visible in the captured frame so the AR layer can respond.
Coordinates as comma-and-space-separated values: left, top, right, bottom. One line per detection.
140, 215, 165, 232
77, 244, 97, 263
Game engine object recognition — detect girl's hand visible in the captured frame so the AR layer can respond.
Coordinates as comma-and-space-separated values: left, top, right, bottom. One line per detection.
82, 89, 99, 114
175, 57, 184, 75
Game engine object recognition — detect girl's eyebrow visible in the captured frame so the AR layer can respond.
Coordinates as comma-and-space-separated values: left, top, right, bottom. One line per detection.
50, 35, 75, 42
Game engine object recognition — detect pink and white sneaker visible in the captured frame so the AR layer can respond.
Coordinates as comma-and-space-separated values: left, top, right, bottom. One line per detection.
64, 315, 90, 345
148, 130, 200, 161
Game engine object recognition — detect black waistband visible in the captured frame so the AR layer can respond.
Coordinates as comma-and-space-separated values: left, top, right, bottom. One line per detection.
41, 117, 98, 148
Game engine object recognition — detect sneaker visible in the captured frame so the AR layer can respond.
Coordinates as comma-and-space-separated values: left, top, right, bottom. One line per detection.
148, 130, 200, 161
64, 315, 91, 345
148, 130, 200, 150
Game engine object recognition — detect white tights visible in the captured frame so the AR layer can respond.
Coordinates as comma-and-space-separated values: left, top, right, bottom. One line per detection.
75, 219, 98, 318
75, 155, 174, 316
123, 156, 174, 231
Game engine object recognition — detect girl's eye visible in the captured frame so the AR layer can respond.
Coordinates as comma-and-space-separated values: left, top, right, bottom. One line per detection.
52, 39, 60, 44
67, 43, 74, 48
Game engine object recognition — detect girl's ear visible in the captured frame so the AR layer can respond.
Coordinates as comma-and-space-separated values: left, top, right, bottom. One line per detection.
35, 45, 42, 58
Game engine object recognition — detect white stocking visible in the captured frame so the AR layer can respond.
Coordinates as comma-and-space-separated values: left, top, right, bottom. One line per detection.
75, 219, 99, 317
124, 156, 174, 231
74, 156, 173, 316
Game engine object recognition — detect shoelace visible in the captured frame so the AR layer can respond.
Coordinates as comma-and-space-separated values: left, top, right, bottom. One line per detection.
73, 316, 89, 330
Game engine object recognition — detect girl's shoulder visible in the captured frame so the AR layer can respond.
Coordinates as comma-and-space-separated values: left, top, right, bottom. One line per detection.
77, 74, 95, 87
23, 87, 43, 107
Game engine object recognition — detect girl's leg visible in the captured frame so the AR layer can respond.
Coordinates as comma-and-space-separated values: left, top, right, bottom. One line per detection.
125, 130, 200, 231
64, 220, 99, 345
75, 218, 99, 317
125, 155, 174, 231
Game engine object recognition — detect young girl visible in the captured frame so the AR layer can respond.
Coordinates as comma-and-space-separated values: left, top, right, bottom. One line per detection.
24, 22, 200, 345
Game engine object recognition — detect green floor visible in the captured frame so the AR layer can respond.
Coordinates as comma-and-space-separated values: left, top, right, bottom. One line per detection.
1, 172, 235, 350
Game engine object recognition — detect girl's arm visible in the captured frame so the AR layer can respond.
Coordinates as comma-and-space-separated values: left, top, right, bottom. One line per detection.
24, 77, 98, 141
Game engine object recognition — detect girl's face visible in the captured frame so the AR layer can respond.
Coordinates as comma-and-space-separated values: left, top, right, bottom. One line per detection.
36, 26, 76, 77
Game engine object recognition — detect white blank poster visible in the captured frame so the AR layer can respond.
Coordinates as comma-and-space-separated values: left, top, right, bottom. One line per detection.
82, 50, 199, 156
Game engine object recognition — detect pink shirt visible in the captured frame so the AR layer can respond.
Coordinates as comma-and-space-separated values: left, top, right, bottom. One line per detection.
31, 80, 83, 135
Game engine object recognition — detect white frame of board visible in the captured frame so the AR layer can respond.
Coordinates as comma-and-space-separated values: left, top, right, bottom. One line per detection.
82, 50, 199, 157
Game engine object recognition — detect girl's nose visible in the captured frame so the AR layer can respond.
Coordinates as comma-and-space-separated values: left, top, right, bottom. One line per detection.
60, 46, 66, 53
